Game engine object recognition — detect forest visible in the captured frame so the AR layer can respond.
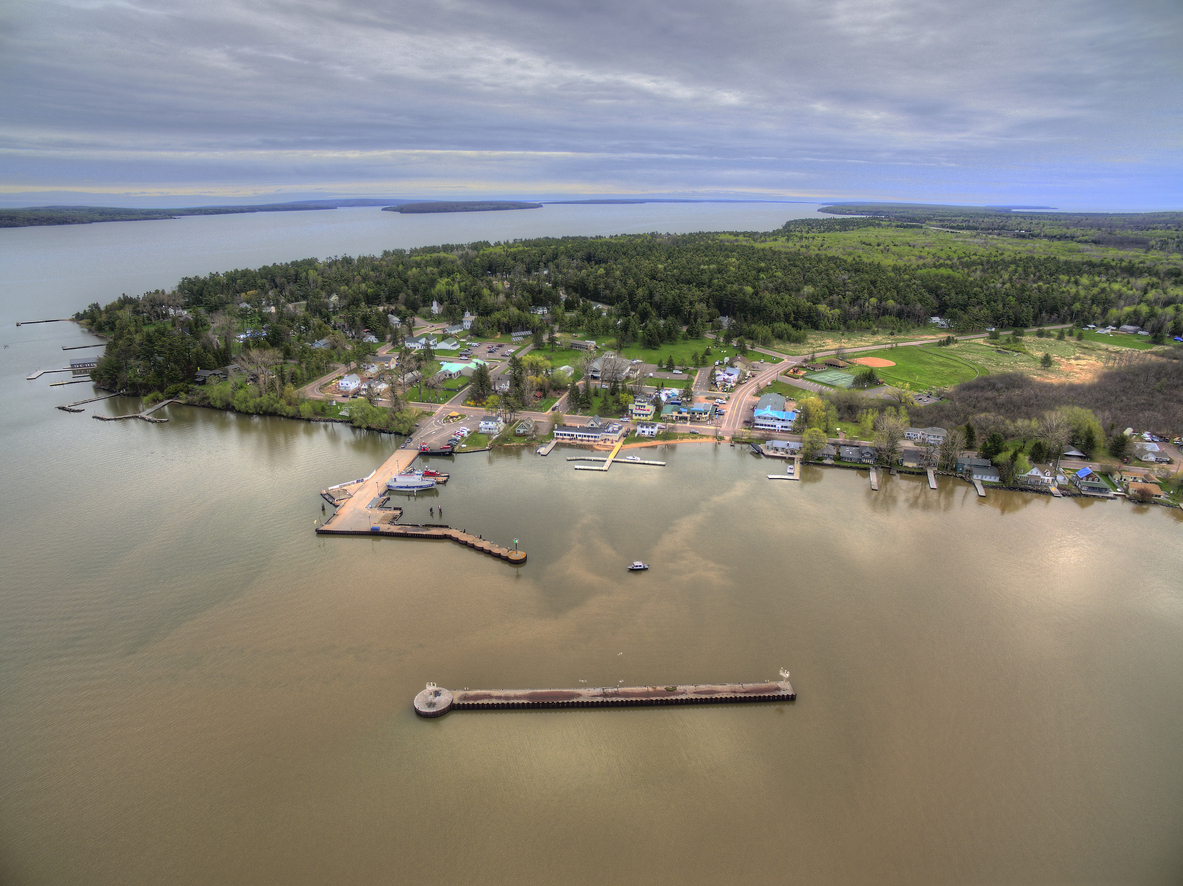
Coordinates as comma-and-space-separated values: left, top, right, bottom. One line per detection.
74, 210, 1183, 435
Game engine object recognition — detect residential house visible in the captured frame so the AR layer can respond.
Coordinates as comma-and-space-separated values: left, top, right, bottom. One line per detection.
635, 421, 662, 438
839, 446, 875, 464
338, 374, 361, 394
1072, 467, 1112, 496
514, 419, 535, 436
478, 416, 505, 436
405, 335, 437, 351
956, 456, 1000, 482
554, 418, 609, 444
444, 324, 466, 337
1019, 465, 1056, 487
904, 427, 948, 444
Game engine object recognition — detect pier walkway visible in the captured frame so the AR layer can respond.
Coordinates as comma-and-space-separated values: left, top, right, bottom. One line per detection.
869, 467, 879, 491
972, 479, 986, 497
927, 468, 938, 489
93, 398, 179, 423
414, 677, 795, 717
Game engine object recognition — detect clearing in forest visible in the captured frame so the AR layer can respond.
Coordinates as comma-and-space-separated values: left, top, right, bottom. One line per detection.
858, 346, 980, 389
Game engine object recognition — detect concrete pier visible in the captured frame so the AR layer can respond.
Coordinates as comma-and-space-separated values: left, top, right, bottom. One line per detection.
927, 468, 938, 489
972, 479, 986, 497
414, 678, 796, 717
869, 467, 879, 491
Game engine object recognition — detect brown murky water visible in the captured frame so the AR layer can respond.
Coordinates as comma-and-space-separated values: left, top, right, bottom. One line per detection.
3, 210, 1182, 884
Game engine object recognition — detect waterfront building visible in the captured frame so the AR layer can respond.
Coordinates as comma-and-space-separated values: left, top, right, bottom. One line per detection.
752, 393, 796, 432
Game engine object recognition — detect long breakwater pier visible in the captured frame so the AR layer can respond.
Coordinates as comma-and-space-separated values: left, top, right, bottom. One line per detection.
414, 674, 796, 717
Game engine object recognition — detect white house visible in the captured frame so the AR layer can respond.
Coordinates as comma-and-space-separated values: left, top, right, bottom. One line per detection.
338, 373, 361, 394
462, 311, 475, 330
479, 416, 505, 435
430, 300, 442, 316
904, 427, 948, 444
635, 422, 662, 438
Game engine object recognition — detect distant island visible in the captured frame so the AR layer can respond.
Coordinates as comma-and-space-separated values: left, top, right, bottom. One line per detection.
0, 199, 399, 228
384, 201, 543, 214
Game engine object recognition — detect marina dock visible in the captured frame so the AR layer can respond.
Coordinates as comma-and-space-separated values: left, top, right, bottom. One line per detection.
768, 457, 800, 481
26, 368, 73, 380
414, 676, 795, 717
317, 519, 525, 565
568, 440, 664, 471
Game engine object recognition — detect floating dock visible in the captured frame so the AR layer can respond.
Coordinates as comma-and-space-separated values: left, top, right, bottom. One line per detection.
536, 440, 557, 456
414, 677, 795, 717
26, 368, 73, 380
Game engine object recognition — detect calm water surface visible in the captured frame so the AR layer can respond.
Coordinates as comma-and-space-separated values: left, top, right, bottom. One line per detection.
2, 207, 1182, 884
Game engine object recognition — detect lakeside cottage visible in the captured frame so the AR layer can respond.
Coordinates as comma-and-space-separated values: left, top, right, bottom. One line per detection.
1019, 466, 1056, 487
904, 426, 947, 444
1072, 467, 1112, 496
479, 416, 505, 435
635, 421, 662, 438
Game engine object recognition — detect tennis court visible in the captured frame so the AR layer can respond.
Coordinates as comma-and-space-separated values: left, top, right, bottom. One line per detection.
806, 369, 856, 388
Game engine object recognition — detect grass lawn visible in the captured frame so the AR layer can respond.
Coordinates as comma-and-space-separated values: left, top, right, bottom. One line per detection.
604, 338, 737, 367
455, 432, 490, 451
1078, 330, 1161, 350
759, 380, 802, 399
857, 346, 981, 389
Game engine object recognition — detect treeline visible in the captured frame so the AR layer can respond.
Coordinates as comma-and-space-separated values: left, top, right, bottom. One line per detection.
142, 227, 1183, 344
916, 356, 1183, 439
820, 204, 1183, 254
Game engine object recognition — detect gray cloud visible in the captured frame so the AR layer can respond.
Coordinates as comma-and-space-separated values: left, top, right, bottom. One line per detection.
1, 0, 1179, 207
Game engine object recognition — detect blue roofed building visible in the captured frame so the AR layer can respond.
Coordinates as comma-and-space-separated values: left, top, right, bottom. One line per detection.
752, 393, 797, 432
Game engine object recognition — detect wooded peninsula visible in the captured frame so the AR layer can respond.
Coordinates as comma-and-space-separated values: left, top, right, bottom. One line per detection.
74, 207, 1183, 445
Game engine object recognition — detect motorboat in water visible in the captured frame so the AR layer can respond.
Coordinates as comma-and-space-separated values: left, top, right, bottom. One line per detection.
627, 561, 649, 571
387, 471, 436, 492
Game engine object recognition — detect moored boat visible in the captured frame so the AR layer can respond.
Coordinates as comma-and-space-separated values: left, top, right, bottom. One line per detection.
421, 469, 449, 484
387, 471, 436, 491
627, 561, 649, 571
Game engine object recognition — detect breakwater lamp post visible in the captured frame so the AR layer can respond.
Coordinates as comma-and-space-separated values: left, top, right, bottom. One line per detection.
513, 538, 519, 552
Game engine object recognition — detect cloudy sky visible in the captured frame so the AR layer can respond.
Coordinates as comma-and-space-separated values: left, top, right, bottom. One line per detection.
1, 0, 1180, 209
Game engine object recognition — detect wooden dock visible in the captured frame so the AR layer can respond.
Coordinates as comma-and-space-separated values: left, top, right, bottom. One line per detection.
92, 398, 179, 423
26, 368, 73, 380
536, 440, 557, 456
869, 467, 879, 491
927, 468, 938, 489
414, 677, 795, 717
317, 519, 525, 565
972, 479, 986, 497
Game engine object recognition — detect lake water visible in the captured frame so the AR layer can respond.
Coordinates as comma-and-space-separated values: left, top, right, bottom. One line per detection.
2, 206, 1182, 885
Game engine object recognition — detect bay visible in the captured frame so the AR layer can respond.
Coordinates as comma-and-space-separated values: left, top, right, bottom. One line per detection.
2, 205, 1182, 885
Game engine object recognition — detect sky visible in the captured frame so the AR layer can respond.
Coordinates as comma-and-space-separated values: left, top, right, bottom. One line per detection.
1, 0, 1180, 210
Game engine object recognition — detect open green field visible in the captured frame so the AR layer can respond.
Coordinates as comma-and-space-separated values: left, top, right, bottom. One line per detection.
857, 346, 981, 389
758, 380, 803, 399
1079, 330, 1161, 350
602, 338, 741, 367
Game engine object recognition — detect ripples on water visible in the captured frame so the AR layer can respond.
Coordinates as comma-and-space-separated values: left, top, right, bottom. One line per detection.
2, 207, 1183, 885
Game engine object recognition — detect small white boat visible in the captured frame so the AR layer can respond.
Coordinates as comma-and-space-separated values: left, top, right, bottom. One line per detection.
624, 455, 640, 461
627, 561, 649, 571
